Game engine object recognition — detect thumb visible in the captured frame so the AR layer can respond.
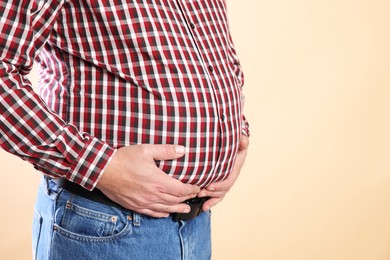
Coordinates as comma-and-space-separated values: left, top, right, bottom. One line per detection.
146, 144, 186, 160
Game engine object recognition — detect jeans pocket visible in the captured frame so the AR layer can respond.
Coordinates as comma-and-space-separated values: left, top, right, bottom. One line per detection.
53, 191, 131, 241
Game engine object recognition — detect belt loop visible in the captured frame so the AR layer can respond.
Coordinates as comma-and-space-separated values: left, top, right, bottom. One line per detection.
46, 177, 61, 194
43, 175, 59, 195
42, 176, 62, 200
43, 176, 50, 194
132, 212, 141, 227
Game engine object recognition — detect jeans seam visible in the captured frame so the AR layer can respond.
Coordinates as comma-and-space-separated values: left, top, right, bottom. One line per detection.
52, 220, 131, 242
32, 211, 43, 260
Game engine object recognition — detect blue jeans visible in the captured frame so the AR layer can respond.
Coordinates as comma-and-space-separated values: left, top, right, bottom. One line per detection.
32, 177, 212, 260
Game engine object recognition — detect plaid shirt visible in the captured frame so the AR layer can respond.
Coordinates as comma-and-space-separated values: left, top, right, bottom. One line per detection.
0, 0, 249, 190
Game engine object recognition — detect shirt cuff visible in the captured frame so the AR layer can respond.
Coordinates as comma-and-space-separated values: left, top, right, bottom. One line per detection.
65, 135, 116, 190
241, 114, 250, 137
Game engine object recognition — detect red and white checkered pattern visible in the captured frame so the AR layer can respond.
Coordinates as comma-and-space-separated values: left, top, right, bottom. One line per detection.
0, 0, 249, 190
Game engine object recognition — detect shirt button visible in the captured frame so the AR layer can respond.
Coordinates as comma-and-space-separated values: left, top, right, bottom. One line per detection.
208, 65, 214, 72
190, 22, 196, 30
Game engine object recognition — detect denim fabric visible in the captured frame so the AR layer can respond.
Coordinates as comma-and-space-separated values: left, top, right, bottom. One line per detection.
32, 177, 211, 260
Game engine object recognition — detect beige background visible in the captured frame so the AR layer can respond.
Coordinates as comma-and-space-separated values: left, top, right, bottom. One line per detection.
2, 0, 390, 259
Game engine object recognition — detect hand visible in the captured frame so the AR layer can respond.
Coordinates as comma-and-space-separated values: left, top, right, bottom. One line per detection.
198, 135, 249, 211
96, 144, 200, 218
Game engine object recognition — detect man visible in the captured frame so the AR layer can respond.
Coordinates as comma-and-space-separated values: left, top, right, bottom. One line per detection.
0, 0, 249, 259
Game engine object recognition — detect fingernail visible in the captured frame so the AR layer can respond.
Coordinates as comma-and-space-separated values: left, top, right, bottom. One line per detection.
185, 207, 191, 213
198, 192, 207, 197
207, 186, 215, 191
175, 145, 186, 155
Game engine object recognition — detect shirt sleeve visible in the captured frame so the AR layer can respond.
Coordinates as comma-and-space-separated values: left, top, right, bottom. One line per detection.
0, 0, 115, 190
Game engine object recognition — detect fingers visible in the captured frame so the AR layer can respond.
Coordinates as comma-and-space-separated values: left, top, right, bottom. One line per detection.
136, 202, 192, 216
143, 144, 186, 160
197, 180, 230, 212
201, 197, 223, 212
98, 143, 203, 218
199, 148, 246, 195
197, 179, 230, 197
102, 190, 195, 217
125, 198, 195, 218
196, 136, 250, 211
156, 172, 200, 197
149, 136, 247, 214
239, 135, 250, 150
138, 209, 170, 218
142, 189, 198, 207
